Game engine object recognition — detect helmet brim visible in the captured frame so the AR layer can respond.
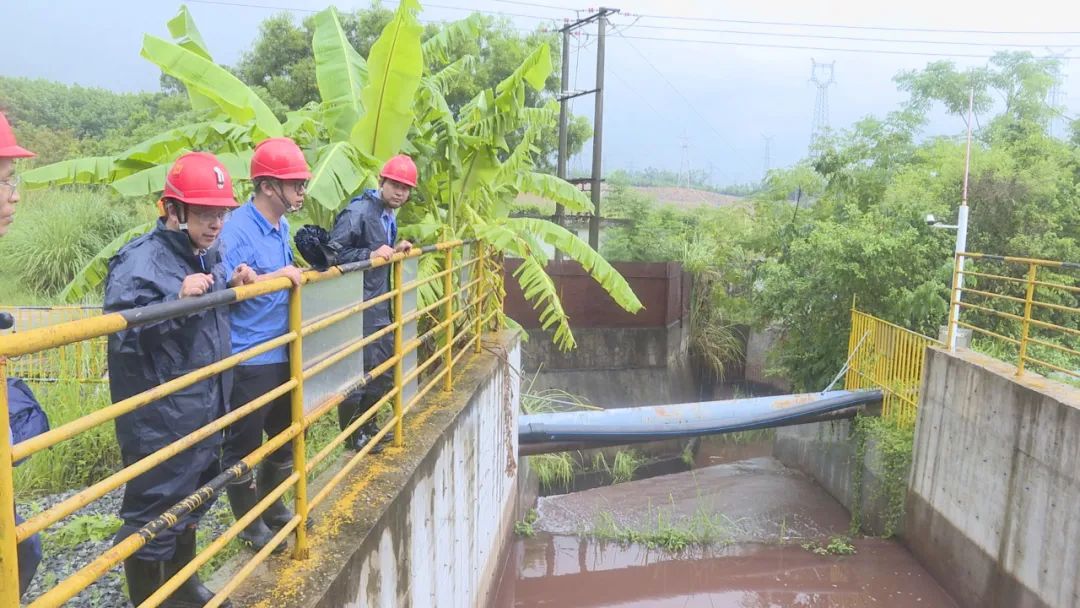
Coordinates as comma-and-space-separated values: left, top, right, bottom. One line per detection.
0, 145, 35, 159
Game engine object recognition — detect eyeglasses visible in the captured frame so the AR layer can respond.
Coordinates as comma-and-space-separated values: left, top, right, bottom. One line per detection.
291, 180, 307, 195
0, 175, 20, 192
187, 207, 229, 222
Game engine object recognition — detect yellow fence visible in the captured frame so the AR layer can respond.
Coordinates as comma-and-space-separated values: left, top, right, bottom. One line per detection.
0, 240, 502, 607
948, 252, 1080, 380
844, 309, 940, 427
0, 306, 106, 383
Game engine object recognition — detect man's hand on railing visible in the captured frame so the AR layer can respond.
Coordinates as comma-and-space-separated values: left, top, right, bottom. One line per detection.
228, 263, 257, 288
272, 266, 303, 287
179, 273, 215, 298
395, 240, 413, 253
371, 245, 394, 261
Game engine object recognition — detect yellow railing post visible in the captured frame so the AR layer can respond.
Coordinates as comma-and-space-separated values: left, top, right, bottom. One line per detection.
474, 245, 484, 354
946, 252, 963, 351
287, 283, 310, 560
393, 259, 405, 447
443, 248, 454, 392
0, 359, 20, 607
1016, 262, 1038, 376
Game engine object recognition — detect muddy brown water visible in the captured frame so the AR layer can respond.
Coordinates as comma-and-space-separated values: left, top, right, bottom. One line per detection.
493, 457, 958, 607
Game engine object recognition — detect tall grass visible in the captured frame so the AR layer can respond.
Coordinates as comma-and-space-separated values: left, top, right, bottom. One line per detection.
0, 188, 153, 302
14, 380, 120, 497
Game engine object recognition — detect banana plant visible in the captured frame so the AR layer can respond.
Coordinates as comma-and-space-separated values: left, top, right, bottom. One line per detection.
20, 1, 642, 350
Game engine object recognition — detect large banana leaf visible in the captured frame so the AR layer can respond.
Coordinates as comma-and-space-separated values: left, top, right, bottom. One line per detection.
141, 35, 282, 140
493, 43, 552, 111
505, 217, 644, 314
429, 55, 476, 94
350, 0, 423, 161
111, 151, 252, 198
312, 8, 368, 143
515, 172, 591, 213
118, 122, 249, 165
22, 157, 121, 190
305, 141, 374, 219
59, 221, 155, 303
422, 14, 483, 64
166, 5, 218, 114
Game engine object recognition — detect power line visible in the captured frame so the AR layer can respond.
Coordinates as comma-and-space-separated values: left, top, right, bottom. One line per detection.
606, 33, 1035, 59
615, 32, 742, 159
494, 0, 576, 11
187, 0, 560, 23
617, 22, 1080, 49
630, 12, 1080, 36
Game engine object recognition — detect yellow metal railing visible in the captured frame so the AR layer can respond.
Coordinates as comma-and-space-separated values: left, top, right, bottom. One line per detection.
947, 252, 1080, 380
0, 240, 503, 607
844, 308, 940, 427
0, 306, 106, 383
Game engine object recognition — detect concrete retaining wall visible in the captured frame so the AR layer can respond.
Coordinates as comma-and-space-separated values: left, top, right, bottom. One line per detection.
906, 348, 1080, 608
233, 333, 521, 608
773, 410, 898, 536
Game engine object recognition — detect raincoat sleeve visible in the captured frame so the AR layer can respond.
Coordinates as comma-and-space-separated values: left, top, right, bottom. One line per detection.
329, 204, 373, 265
104, 257, 198, 353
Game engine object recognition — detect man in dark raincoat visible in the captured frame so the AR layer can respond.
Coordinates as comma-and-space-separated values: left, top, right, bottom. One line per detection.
105, 152, 255, 607
328, 154, 416, 451
0, 111, 50, 600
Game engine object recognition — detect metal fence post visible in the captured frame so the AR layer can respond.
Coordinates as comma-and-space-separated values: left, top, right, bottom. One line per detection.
288, 283, 310, 560
393, 259, 405, 447
1016, 263, 1038, 376
0, 359, 20, 607
474, 245, 484, 354
946, 252, 963, 351
443, 248, 454, 392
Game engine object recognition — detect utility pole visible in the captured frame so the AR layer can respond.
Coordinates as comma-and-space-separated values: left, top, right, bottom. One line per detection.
588, 8, 613, 251
555, 7, 618, 256
555, 26, 571, 262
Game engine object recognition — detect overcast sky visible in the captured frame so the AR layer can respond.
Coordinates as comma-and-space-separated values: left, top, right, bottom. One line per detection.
8, 0, 1080, 184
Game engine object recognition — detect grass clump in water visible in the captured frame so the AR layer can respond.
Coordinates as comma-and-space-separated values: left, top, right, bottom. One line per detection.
588, 500, 738, 553
801, 536, 857, 556
514, 508, 539, 538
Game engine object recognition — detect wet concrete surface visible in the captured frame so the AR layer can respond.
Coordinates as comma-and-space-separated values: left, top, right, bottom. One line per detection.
493, 457, 958, 607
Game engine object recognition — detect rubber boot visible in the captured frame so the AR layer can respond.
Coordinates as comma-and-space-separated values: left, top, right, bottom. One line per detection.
123, 556, 167, 607
355, 418, 391, 455
226, 473, 285, 554
337, 395, 364, 450
257, 461, 301, 531
166, 526, 233, 608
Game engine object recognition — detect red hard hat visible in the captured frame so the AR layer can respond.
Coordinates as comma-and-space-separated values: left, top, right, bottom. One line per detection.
250, 137, 312, 180
161, 152, 239, 208
0, 112, 35, 159
380, 154, 417, 188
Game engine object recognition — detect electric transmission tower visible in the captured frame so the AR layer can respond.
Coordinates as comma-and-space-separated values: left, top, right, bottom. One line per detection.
678, 131, 691, 188
761, 134, 773, 183
809, 59, 836, 150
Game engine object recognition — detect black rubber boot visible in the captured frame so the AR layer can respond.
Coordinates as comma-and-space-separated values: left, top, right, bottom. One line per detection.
226, 473, 285, 554
123, 556, 167, 607
337, 395, 363, 449
257, 461, 297, 531
166, 526, 233, 608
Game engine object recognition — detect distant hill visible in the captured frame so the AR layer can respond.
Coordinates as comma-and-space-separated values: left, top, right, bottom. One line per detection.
515, 185, 746, 214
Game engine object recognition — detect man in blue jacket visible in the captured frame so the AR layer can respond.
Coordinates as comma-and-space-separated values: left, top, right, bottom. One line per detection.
328, 155, 415, 451
105, 152, 254, 607
218, 138, 306, 552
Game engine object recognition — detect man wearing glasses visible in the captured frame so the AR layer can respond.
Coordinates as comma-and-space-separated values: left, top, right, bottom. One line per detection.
218, 137, 308, 552
106, 151, 254, 606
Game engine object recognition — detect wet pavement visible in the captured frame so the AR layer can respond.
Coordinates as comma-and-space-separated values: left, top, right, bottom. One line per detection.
493, 457, 958, 607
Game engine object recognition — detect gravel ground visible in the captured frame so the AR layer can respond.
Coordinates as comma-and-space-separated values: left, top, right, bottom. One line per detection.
16, 488, 235, 608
